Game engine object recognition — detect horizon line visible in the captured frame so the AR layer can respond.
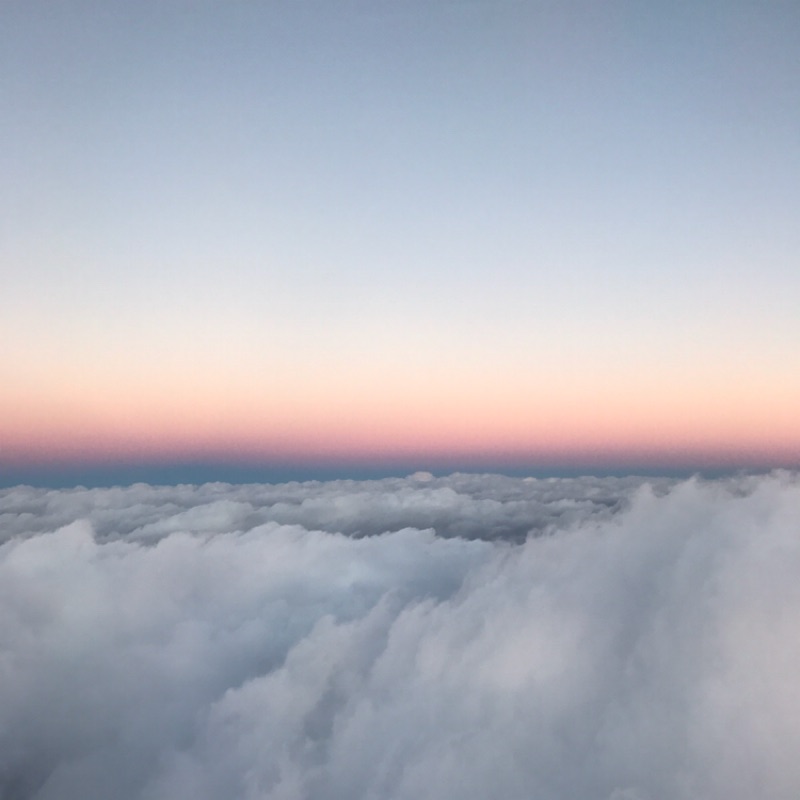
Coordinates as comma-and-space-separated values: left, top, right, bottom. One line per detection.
2, 457, 797, 490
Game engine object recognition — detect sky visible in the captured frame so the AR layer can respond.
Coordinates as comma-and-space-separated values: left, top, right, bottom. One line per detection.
3, 0, 800, 484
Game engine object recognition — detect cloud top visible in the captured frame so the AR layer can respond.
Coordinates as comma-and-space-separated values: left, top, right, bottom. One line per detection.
1, 472, 799, 799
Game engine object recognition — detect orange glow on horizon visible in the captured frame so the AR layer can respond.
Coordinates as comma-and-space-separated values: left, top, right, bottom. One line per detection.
3, 348, 799, 471
3, 396, 799, 471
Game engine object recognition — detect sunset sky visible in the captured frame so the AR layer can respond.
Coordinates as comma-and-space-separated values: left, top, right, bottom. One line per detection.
3, 0, 799, 485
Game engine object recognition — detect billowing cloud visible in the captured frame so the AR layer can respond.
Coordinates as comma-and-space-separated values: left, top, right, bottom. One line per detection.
1, 472, 799, 799
0, 473, 665, 544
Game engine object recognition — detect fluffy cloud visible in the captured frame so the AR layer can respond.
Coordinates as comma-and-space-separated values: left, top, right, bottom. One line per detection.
0, 473, 665, 544
1, 472, 799, 799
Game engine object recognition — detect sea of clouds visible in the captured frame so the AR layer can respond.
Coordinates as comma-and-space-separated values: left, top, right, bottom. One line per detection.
1, 471, 800, 800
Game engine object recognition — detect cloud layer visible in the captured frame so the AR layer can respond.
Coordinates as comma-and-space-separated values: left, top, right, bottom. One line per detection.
0, 473, 665, 545
1, 472, 799, 799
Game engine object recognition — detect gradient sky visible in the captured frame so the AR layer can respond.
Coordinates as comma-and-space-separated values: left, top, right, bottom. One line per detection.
3, 0, 800, 484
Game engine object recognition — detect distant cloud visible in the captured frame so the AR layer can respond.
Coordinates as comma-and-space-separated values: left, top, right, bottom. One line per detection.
0, 472, 664, 544
1, 472, 799, 799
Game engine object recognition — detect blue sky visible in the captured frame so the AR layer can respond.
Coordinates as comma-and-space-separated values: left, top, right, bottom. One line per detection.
2, 0, 799, 485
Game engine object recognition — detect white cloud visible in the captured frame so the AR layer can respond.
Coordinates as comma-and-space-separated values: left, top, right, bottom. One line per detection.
1, 472, 799, 799
0, 473, 663, 544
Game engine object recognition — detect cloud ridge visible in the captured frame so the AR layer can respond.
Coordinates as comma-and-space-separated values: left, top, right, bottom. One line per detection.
1, 472, 799, 799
